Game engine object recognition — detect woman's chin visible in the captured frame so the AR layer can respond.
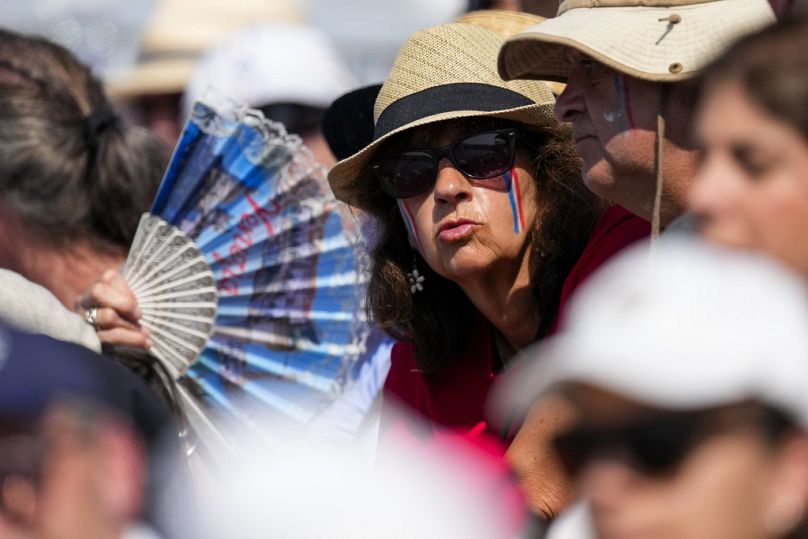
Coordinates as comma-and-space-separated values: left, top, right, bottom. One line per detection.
433, 254, 493, 283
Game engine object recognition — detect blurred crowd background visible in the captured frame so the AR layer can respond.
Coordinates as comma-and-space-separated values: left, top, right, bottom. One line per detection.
4, 0, 808, 538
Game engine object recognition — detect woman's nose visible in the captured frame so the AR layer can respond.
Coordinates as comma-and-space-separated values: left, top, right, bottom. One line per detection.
554, 73, 586, 124
688, 153, 737, 217
433, 158, 472, 204
578, 458, 638, 511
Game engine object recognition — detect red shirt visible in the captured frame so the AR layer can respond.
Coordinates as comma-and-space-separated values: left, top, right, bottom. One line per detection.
382, 206, 650, 438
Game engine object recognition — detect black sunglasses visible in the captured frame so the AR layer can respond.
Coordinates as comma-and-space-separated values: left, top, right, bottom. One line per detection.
552, 412, 733, 479
371, 129, 523, 199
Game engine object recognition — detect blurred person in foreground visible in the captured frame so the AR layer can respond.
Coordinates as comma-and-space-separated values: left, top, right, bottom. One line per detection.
494, 240, 808, 539
182, 21, 357, 169
497, 0, 775, 236
0, 327, 181, 539
690, 17, 808, 280
0, 29, 168, 309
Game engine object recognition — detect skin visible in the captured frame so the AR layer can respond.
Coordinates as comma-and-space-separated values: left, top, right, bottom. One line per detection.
394, 121, 541, 350
562, 388, 808, 539
690, 81, 808, 278
554, 51, 696, 226
0, 407, 146, 539
0, 209, 126, 310
505, 393, 578, 517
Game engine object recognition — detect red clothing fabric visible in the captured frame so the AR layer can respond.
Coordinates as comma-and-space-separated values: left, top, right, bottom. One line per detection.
382, 206, 650, 439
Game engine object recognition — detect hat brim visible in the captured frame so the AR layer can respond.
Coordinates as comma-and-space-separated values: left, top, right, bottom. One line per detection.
327, 103, 555, 209
499, 0, 775, 83
106, 58, 196, 97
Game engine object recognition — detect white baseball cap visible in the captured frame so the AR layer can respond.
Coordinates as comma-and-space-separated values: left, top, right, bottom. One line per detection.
492, 239, 808, 426
182, 22, 358, 119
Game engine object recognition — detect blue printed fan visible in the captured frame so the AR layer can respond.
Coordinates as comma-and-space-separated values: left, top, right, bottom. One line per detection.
123, 99, 370, 443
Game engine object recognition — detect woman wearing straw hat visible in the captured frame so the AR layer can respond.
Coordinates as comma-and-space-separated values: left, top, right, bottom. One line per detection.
327, 16, 649, 516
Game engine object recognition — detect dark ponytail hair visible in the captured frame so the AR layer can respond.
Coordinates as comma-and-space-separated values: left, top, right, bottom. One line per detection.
0, 29, 168, 253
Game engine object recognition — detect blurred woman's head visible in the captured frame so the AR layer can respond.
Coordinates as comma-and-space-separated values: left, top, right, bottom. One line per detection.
690, 18, 808, 277
0, 29, 168, 305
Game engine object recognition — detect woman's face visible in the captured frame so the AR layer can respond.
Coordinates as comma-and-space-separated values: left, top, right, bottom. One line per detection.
690, 82, 808, 277
386, 121, 540, 285
560, 390, 808, 539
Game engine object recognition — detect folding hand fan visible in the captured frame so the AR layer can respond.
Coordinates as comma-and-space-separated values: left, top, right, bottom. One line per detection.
123, 99, 372, 444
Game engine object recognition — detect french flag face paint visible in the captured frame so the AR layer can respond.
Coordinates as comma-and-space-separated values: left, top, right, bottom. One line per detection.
504, 168, 526, 234
397, 199, 423, 252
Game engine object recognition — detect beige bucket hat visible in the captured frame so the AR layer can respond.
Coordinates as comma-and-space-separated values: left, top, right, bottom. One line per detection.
498, 0, 776, 83
327, 21, 557, 209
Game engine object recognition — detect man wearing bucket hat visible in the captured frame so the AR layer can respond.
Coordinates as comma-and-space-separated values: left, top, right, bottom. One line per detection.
493, 240, 808, 538
498, 0, 776, 237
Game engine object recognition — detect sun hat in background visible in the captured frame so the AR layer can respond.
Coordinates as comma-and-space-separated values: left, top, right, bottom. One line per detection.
491, 239, 808, 427
456, 9, 566, 95
498, 0, 776, 82
327, 19, 558, 209
182, 22, 358, 120
106, 0, 302, 98
456, 8, 545, 35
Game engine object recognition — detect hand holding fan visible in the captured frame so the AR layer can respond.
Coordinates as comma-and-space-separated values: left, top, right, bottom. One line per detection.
122, 98, 370, 443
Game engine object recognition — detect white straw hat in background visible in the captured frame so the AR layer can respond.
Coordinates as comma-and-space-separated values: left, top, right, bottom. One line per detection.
106, 0, 302, 97
182, 22, 358, 119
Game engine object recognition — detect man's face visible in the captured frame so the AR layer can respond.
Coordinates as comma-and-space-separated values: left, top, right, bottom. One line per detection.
553, 51, 683, 221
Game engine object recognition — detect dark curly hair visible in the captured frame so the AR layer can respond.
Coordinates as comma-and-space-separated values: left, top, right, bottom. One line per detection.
0, 29, 168, 254
359, 116, 601, 374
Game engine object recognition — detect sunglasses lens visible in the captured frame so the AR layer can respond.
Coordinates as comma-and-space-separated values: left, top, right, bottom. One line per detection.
453, 131, 514, 179
626, 418, 696, 474
553, 416, 700, 479
377, 151, 435, 198
552, 429, 596, 478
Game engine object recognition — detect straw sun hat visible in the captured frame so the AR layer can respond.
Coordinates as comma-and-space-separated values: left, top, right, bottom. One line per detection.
327, 20, 558, 209
498, 0, 776, 83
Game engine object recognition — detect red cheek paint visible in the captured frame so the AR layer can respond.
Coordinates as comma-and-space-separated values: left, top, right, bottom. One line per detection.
504, 168, 526, 234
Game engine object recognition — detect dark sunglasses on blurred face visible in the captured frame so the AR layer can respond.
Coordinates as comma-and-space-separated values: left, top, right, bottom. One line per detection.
372, 129, 526, 199
552, 404, 792, 479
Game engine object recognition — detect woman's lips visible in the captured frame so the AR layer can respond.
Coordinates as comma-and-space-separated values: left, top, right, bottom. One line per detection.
438, 219, 479, 241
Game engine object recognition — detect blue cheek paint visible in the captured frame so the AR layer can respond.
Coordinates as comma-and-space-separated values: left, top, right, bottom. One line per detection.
504, 168, 526, 234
